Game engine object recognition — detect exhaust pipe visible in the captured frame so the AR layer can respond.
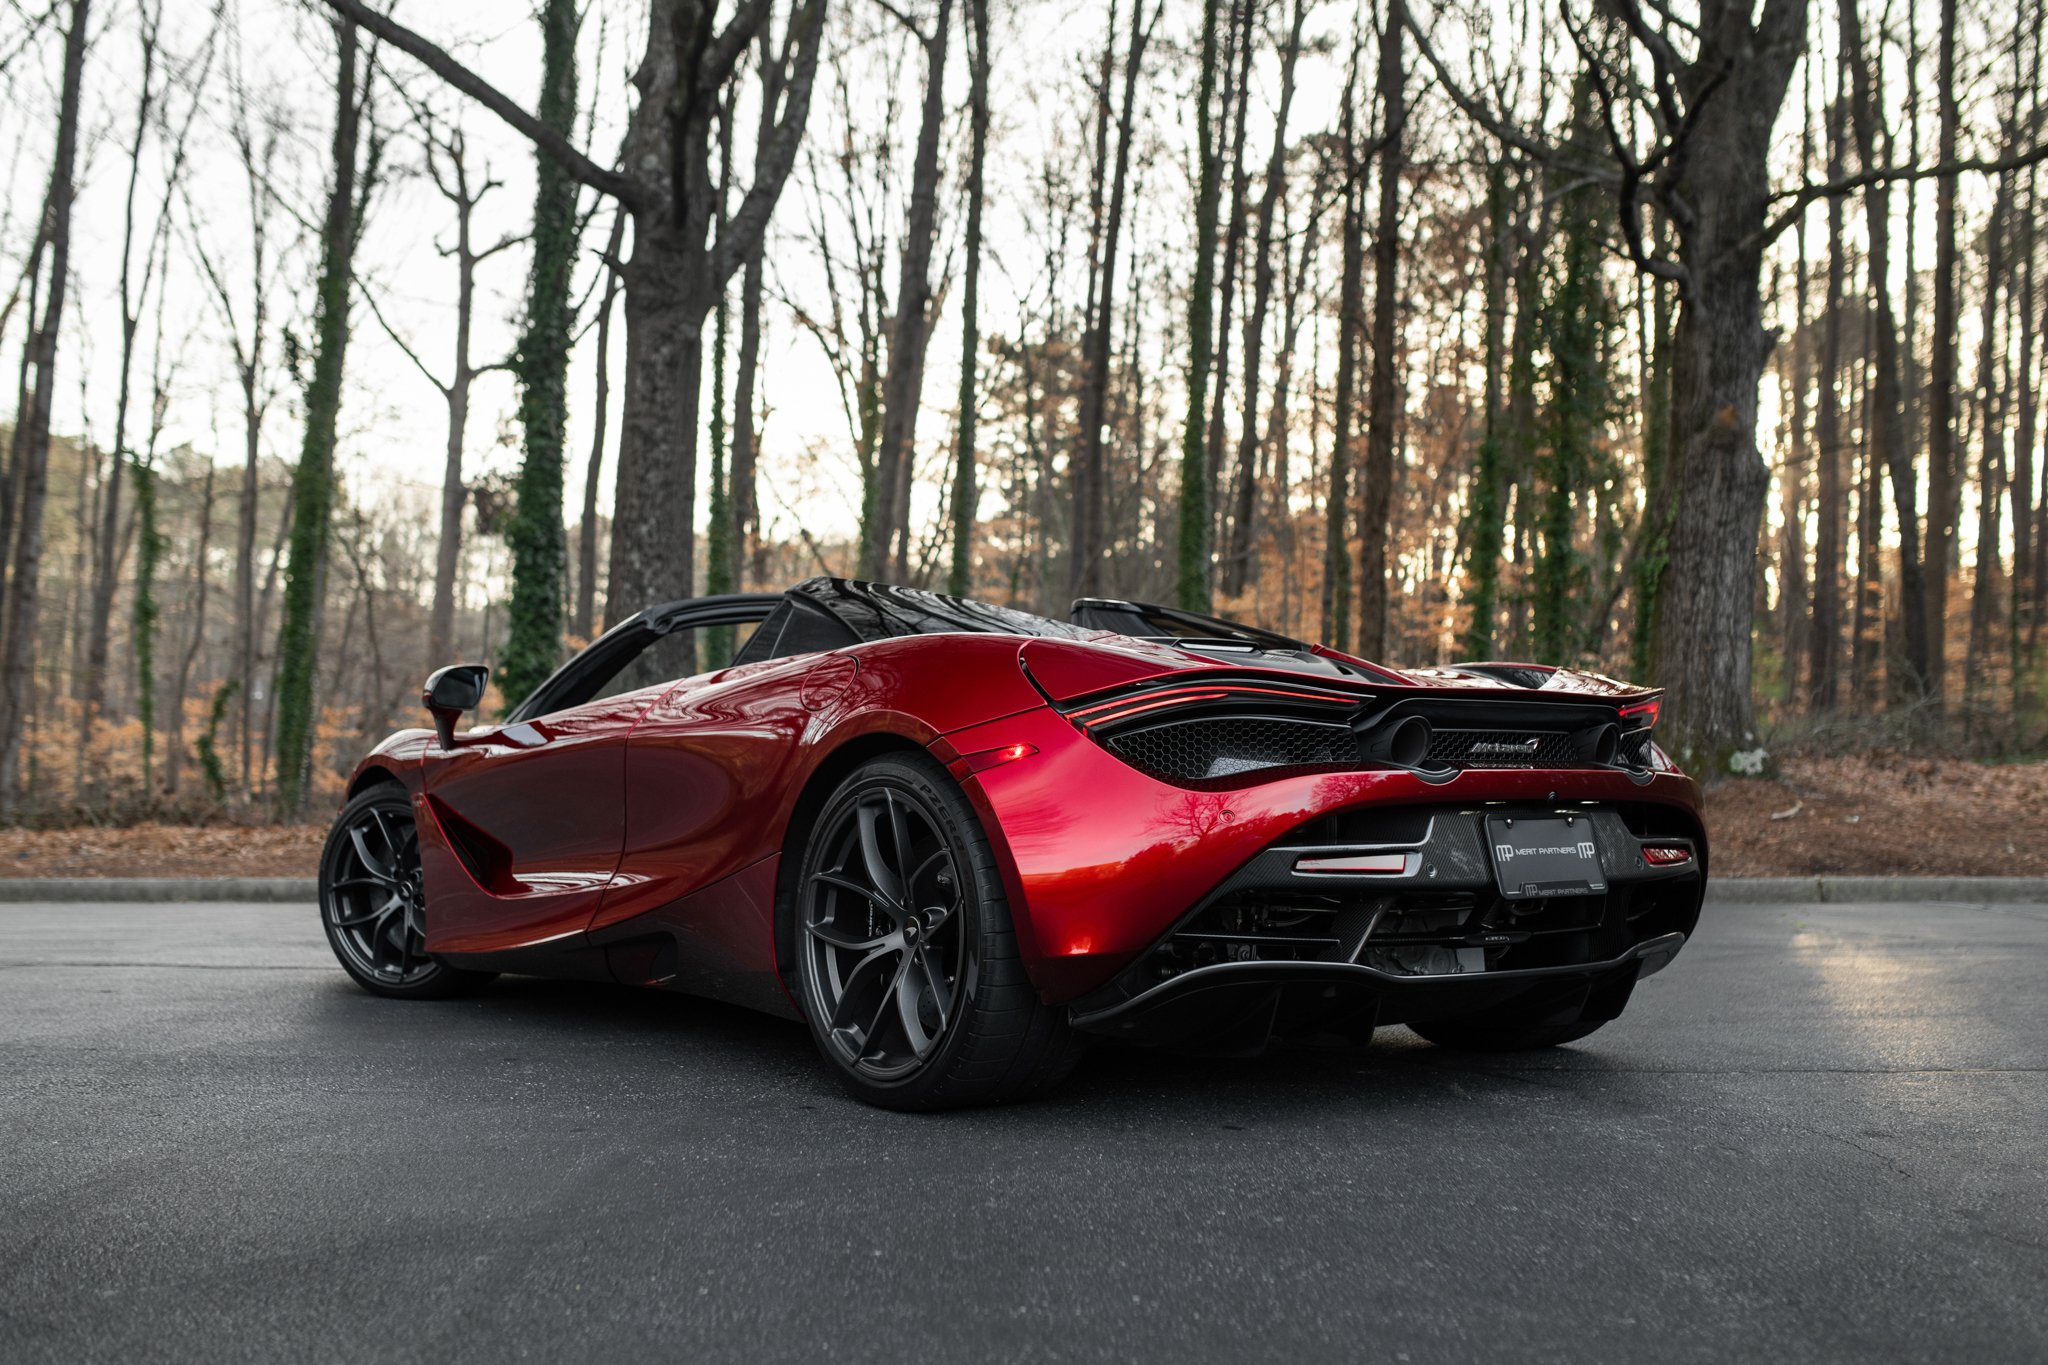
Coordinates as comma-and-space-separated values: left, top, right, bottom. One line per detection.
1575, 721, 1620, 766
1360, 715, 1432, 768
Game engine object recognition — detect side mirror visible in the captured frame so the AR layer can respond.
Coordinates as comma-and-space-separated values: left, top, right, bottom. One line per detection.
423, 664, 489, 749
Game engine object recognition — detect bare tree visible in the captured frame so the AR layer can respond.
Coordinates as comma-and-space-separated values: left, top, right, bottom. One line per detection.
0, 0, 89, 810
1220, 0, 1308, 597
327, 0, 827, 675
363, 103, 519, 668
1356, 0, 1405, 660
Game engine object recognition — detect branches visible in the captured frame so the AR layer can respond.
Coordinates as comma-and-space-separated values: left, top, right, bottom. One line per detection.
1402, 0, 1579, 175
1759, 142, 2048, 247
320, 0, 644, 207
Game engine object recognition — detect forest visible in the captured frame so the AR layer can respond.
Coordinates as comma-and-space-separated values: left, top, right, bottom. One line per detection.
0, 0, 2043, 825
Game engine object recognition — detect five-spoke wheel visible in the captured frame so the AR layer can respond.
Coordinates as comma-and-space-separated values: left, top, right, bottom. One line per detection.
318, 784, 491, 999
793, 753, 1082, 1109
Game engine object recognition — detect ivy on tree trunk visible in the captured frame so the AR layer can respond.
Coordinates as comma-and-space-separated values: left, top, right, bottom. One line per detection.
496, 0, 579, 712
272, 16, 364, 816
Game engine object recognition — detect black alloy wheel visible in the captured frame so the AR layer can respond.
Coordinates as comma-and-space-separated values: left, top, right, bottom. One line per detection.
318, 784, 491, 1000
793, 752, 1083, 1110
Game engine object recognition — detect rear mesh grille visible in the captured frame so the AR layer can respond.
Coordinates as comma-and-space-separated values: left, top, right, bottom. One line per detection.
1109, 717, 1350, 780
1426, 728, 1578, 768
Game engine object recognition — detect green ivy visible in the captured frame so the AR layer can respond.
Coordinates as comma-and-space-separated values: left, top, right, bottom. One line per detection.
496, 0, 579, 713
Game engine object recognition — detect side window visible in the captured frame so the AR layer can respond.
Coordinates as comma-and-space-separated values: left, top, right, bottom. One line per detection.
731, 598, 860, 666
618, 621, 764, 696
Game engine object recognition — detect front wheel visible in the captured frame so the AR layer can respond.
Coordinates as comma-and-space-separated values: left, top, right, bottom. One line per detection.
792, 752, 1083, 1110
318, 784, 493, 1000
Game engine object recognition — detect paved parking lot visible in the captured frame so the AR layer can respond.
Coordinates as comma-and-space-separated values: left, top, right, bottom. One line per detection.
2, 897, 2044, 1363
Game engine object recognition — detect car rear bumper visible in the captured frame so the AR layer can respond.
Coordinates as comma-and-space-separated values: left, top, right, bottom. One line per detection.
935, 706, 1707, 1005
1066, 931, 1686, 1050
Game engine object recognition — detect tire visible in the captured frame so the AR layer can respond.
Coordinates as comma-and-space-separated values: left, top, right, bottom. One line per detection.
318, 783, 494, 1000
1408, 1012, 1609, 1052
791, 752, 1085, 1110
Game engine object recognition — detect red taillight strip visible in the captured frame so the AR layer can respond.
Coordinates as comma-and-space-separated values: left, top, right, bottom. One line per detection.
1641, 843, 1692, 866
1618, 698, 1661, 724
1067, 680, 1365, 728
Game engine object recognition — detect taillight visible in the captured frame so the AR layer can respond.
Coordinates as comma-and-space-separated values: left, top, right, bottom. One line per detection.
1641, 843, 1692, 867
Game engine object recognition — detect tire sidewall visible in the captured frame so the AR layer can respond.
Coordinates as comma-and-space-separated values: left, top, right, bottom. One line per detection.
793, 754, 996, 1106
319, 784, 470, 1000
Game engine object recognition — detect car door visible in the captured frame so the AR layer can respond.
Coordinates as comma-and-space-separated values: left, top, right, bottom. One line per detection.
417, 594, 781, 956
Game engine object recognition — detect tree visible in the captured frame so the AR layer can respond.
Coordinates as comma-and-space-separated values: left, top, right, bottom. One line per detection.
864, 0, 953, 580
496, 0, 580, 710
1220, 0, 1308, 597
1530, 79, 1611, 666
1356, 0, 1405, 660
364, 103, 519, 670
273, 15, 375, 815
1838, 0, 1930, 702
575, 207, 626, 637
1176, 0, 1225, 611
1808, 75, 1847, 712
328, 0, 827, 693
1460, 159, 1511, 658
1322, 67, 1364, 650
947, 0, 990, 596
1926, 0, 1961, 700
1072, 0, 1157, 598
0, 0, 90, 811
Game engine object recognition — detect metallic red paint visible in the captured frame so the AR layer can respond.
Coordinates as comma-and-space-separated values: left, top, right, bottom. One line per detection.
340, 618, 1702, 1024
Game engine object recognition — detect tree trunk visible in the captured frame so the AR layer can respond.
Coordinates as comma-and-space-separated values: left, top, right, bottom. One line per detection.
1839, 0, 1930, 701
272, 17, 364, 815
1202, 0, 1257, 547
0, 0, 90, 811
1967, 169, 2014, 691
81, 5, 164, 799
1926, 0, 1961, 700
1646, 0, 1805, 766
1461, 160, 1511, 659
1220, 0, 1306, 597
1322, 107, 1364, 650
1071, 0, 1151, 598
1356, 1, 1404, 661
865, 0, 954, 581
166, 459, 216, 797
497, 0, 580, 711
575, 208, 626, 638
1176, 0, 1225, 611
948, 0, 990, 597
1808, 88, 1847, 712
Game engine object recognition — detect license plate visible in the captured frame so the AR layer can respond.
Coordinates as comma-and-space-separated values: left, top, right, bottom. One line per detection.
1486, 816, 1607, 900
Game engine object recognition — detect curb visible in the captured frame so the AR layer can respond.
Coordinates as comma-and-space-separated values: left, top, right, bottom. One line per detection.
1702, 876, 2048, 905
0, 876, 2043, 905
0, 877, 319, 903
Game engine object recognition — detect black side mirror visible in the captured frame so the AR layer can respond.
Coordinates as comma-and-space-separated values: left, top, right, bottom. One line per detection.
423, 664, 489, 749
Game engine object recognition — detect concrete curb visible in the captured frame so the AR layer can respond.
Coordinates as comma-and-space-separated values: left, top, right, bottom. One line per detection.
0, 875, 2043, 905
1702, 876, 2048, 904
0, 877, 319, 903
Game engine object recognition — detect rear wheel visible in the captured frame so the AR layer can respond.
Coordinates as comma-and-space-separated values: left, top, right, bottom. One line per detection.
793, 752, 1083, 1110
319, 784, 493, 1000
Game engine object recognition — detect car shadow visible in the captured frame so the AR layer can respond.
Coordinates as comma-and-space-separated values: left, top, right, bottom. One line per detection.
324, 971, 1640, 1123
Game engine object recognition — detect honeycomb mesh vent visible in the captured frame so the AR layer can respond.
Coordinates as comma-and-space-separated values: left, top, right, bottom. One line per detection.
1109, 717, 1351, 780
1425, 728, 1578, 768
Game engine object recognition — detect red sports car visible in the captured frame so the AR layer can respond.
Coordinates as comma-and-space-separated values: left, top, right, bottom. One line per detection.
321, 578, 1706, 1109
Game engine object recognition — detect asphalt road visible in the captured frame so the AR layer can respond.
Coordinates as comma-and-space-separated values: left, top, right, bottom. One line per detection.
2, 899, 2044, 1364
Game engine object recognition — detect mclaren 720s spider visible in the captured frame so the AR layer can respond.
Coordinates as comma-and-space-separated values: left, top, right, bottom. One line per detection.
319, 577, 1707, 1109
